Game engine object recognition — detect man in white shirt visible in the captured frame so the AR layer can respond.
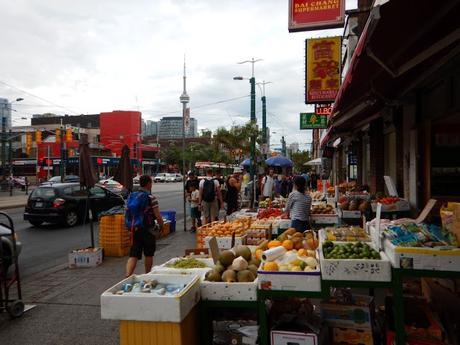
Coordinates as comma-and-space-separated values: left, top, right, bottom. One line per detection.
199, 169, 224, 224
261, 169, 275, 200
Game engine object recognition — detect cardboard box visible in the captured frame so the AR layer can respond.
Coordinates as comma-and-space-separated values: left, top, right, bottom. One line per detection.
332, 327, 373, 345
271, 330, 318, 345
68, 247, 103, 268
311, 214, 339, 225
258, 269, 321, 292
319, 243, 392, 282
101, 273, 200, 322
321, 295, 373, 330
200, 278, 258, 301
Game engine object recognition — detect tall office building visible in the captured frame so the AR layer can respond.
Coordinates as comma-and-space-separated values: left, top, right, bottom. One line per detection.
158, 116, 197, 139
143, 120, 158, 136
0, 98, 12, 130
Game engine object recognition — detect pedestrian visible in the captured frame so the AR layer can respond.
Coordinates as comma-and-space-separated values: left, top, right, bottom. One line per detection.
301, 172, 311, 189
260, 168, 275, 200
274, 174, 282, 197
283, 176, 312, 232
280, 175, 289, 198
125, 175, 164, 277
185, 171, 202, 228
310, 171, 318, 191
189, 184, 200, 232
199, 168, 224, 224
225, 168, 242, 215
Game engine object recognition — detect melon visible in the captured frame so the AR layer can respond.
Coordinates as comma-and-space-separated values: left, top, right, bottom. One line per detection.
237, 270, 255, 282
234, 245, 252, 262
218, 250, 236, 268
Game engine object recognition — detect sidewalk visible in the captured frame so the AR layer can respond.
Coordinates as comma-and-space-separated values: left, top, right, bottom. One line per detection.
0, 191, 29, 210
0, 219, 197, 345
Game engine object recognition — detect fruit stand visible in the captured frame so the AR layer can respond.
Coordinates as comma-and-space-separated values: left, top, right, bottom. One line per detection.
99, 197, 460, 345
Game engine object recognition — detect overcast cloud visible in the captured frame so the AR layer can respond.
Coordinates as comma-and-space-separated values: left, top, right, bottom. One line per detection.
1, 0, 356, 150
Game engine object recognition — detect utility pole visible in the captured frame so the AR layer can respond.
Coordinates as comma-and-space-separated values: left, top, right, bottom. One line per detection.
60, 125, 65, 182
257, 81, 272, 160
8, 129, 12, 196
179, 57, 190, 232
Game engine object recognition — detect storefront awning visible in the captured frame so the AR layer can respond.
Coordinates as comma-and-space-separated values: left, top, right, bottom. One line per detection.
329, 0, 460, 133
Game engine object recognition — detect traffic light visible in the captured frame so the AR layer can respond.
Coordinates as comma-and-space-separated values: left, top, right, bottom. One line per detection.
66, 128, 73, 142
35, 129, 42, 144
26, 132, 33, 155
55, 128, 61, 144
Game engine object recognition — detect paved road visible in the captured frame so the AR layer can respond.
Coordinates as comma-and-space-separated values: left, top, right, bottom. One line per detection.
2, 182, 187, 279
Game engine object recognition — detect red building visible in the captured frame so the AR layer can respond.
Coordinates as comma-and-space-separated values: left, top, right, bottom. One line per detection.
100, 111, 142, 159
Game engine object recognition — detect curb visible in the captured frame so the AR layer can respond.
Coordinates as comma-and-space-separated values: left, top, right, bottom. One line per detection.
0, 203, 26, 210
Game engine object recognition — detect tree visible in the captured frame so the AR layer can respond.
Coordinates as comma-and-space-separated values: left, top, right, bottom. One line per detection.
290, 150, 311, 173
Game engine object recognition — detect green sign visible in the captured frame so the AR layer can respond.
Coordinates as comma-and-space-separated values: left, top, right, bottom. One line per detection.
300, 112, 328, 129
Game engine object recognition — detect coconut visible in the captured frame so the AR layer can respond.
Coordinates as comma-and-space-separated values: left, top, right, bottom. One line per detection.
247, 264, 258, 277
218, 250, 236, 268
237, 270, 255, 282
230, 256, 248, 271
234, 245, 252, 262
205, 269, 222, 282
221, 270, 237, 283
248, 258, 261, 268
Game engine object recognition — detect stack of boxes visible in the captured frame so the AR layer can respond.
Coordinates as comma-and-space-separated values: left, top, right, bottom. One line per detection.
99, 214, 131, 257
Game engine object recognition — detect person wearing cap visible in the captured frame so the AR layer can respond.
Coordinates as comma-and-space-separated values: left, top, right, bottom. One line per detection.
225, 169, 242, 215
185, 171, 201, 230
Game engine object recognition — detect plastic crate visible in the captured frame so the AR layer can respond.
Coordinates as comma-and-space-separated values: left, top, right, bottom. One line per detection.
103, 245, 130, 257
160, 210, 176, 222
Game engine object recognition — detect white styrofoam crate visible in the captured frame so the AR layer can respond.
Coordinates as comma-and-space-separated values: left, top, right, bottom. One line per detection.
383, 239, 460, 271
371, 199, 410, 212
68, 247, 103, 268
278, 219, 292, 229
257, 269, 321, 292
150, 257, 213, 277
338, 209, 362, 219
311, 214, 339, 224
319, 245, 391, 282
101, 273, 200, 322
204, 235, 246, 249
200, 278, 258, 301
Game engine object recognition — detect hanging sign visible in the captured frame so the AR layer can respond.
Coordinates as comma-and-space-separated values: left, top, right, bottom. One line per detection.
315, 103, 333, 116
306, 36, 341, 104
300, 112, 328, 129
288, 0, 345, 32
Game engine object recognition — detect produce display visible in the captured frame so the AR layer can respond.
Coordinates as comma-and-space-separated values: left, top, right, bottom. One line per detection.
165, 258, 208, 269
257, 207, 283, 219
311, 204, 336, 214
375, 196, 401, 205
246, 220, 271, 245
322, 241, 381, 260
114, 279, 186, 296
325, 227, 370, 242
204, 245, 259, 283
338, 196, 370, 212
197, 218, 252, 248
384, 223, 458, 248
259, 196, 286, 209
310, 191, 324, 201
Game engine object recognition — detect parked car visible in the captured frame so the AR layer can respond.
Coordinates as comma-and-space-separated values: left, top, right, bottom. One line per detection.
24, 183, 124, 227
97, 179, 124, 195
41, 175, 79, 186
165, 173, 183, 182
154, 173, 168, 183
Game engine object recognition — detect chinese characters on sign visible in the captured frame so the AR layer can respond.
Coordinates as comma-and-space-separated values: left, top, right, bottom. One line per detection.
300, 112, 328, 129
288, 0, 345, 32
306, 36, 341, 104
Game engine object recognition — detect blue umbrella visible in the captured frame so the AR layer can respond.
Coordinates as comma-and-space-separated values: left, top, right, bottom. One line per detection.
240, 157, 262, 167
265, 156, 293, 168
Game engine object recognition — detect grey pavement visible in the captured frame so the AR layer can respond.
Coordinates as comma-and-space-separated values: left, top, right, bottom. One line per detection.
0, 219, 197, 345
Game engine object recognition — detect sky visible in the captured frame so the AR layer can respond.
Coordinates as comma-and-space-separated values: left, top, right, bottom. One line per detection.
1, 0, 357, 151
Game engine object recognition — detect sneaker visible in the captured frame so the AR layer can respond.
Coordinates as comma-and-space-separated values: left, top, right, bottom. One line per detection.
190, 226, 196, 233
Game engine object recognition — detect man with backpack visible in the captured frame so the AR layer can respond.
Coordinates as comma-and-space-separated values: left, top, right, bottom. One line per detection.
199, 168, 224, 225
125, 175, 164, 277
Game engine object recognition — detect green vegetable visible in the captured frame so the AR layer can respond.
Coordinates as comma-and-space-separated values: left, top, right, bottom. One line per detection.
167, 258, 208, 269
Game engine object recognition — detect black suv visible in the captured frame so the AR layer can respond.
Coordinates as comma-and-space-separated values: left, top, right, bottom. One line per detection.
24, 183, 124, 227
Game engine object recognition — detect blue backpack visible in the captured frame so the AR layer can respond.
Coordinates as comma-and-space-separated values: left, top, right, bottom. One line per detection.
125, 191, 151, 230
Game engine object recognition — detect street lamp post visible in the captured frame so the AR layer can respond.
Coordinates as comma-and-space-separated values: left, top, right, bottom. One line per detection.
257, 81, 272, 159
1, 98, 23, 178
234, 58, 262, 208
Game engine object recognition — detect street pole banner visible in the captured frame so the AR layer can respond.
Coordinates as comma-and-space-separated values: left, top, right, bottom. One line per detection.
305, 36, 341, 104
288, 0, 345, 32
184, 107, 190, 132
300, 112, 328, 129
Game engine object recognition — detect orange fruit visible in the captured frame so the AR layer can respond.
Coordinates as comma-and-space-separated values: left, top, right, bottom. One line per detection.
268, 240, 282, 249
255, 249, 264, 260
306, 238, 319, 250
297, 248, 307, 256
263, 262, 279, 271
282, 240, 294, 250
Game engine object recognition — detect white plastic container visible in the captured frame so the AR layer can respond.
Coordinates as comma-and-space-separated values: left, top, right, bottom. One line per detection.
101, 273, 200, 322
200, 278, 258, 301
